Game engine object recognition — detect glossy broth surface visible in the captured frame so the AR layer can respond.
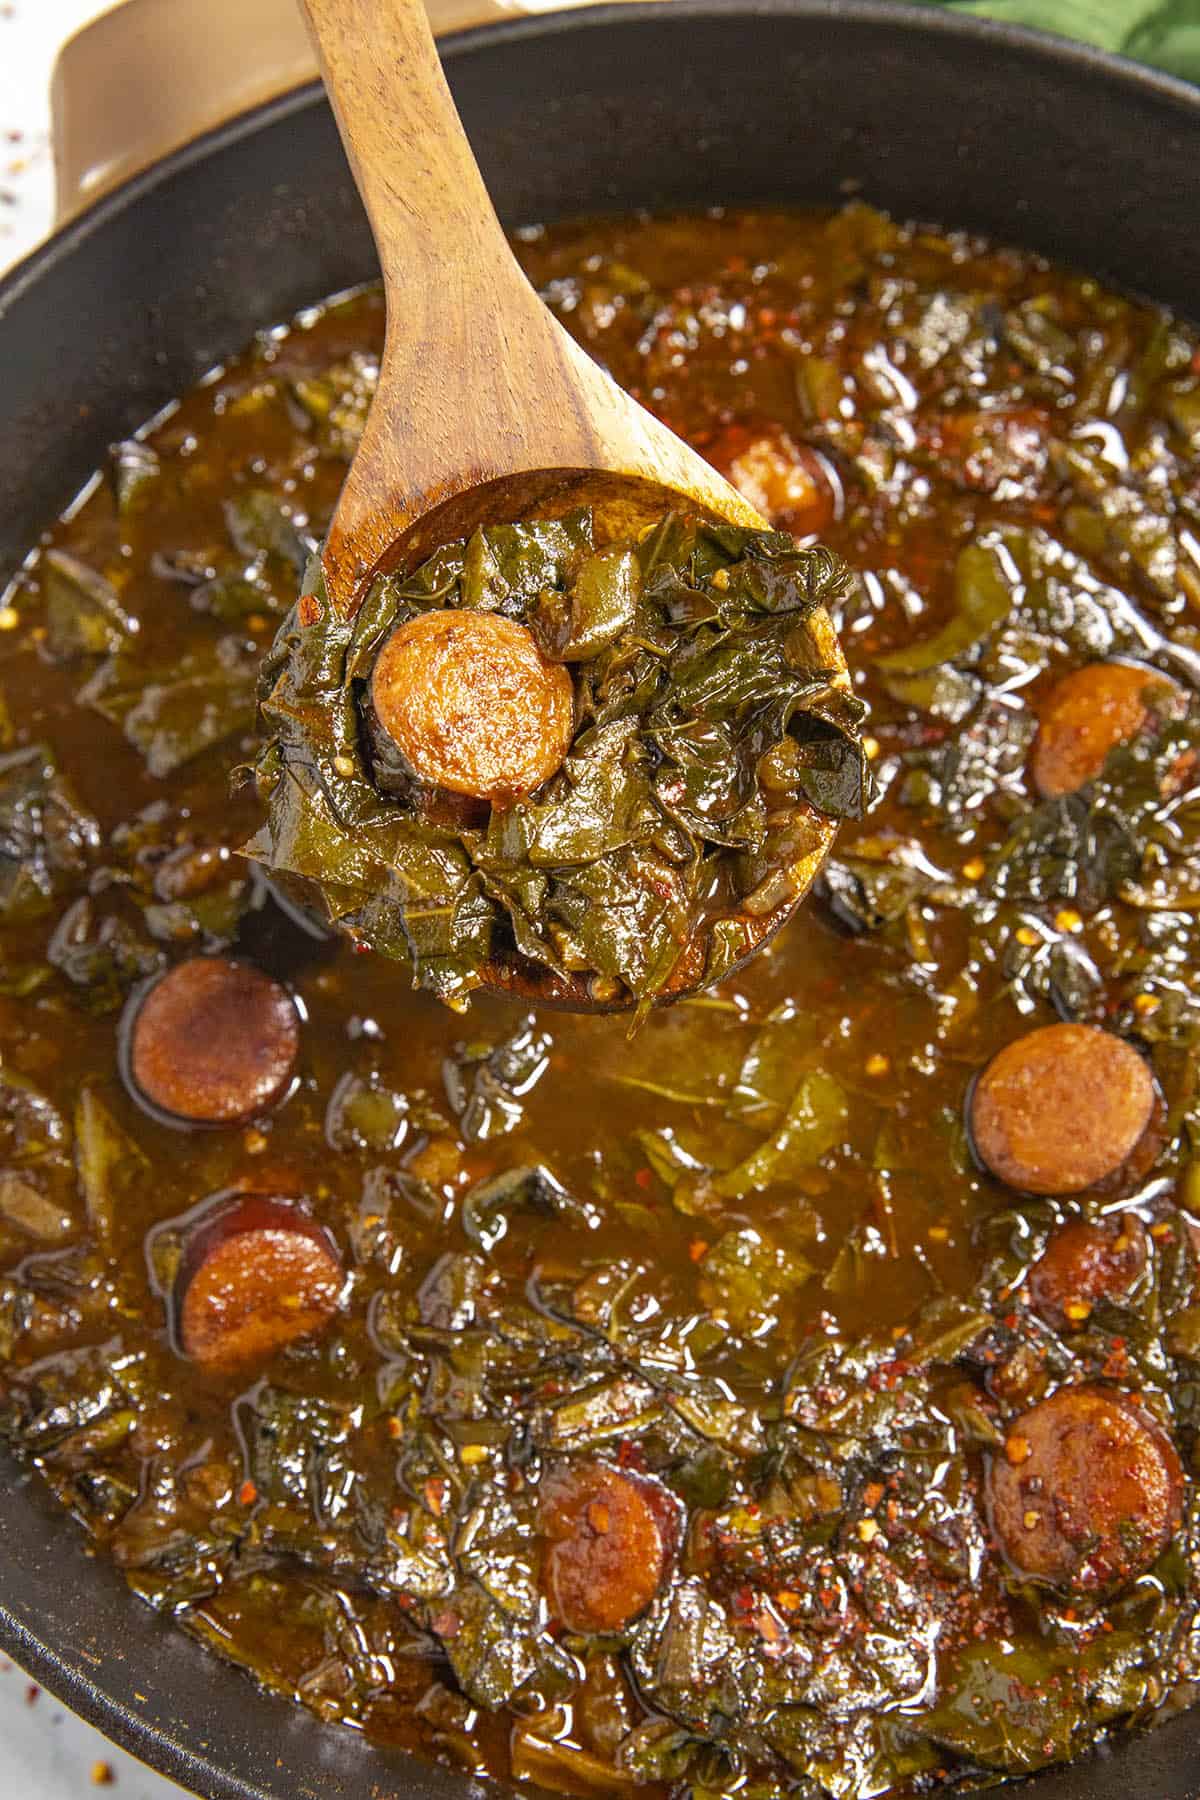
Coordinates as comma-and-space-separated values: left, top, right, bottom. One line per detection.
0, 205, 1199, 1798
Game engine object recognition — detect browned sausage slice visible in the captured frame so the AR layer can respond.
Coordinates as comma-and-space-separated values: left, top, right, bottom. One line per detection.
969, 1023, 1155, 1195
370, 610, 575, 804
1026, 1213, 1147, 1329
706, 421, 836, 537
128, 956, 300, 1126
1030, 662, 1177, 798
987, 1386, 1182, 1591
176, 1193, 343, 1370
539, 1461, 669, 1633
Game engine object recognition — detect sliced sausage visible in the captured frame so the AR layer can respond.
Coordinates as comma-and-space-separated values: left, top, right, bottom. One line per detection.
370, 610, 575, 805
539, 1461, 669, 1633
127, 956, 300, 1126
1026, 1213, 1147, 1329
706, 421, 836, 537
176, 1193, 342, 1370
987, 1386, 1182, 1591
969, 1023, 1156, 1196
1030, 662, 1177, 798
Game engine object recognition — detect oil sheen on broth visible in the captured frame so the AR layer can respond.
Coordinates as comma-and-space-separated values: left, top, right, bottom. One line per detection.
0, 203, 1198, 1799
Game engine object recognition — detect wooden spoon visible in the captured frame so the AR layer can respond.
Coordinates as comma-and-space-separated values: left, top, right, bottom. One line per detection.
296, 0, 849, 1010
297, 0, 771, 609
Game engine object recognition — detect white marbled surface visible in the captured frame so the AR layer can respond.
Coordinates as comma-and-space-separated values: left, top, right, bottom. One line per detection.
0, 1655, 187, 1797
0, 0, 97, 275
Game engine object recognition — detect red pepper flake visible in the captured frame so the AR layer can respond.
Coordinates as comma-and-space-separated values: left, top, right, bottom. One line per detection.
238, 1480, 258, 1507
424, 1477, 448, 1518
688, 1238, 710, 1262
751, 1601, 789, 1653
25, 1684, 39, 1705
634, 1166, 654, 1190
870, 1358, 910, 1392
1163, 748, 1199, 799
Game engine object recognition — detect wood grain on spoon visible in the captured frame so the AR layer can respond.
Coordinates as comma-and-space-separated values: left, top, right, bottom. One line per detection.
294, 0, 851, 1011
297, 0, 768, 618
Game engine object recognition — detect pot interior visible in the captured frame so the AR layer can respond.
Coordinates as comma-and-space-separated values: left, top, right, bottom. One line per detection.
1, 7, 1199, 1798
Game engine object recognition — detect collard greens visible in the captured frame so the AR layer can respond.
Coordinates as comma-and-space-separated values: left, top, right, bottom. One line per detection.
7, 196, 1200, 1800
247, 512, 864, 1005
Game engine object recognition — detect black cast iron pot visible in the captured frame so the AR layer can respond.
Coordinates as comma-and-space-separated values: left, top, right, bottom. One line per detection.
1, 3, 1199, 1794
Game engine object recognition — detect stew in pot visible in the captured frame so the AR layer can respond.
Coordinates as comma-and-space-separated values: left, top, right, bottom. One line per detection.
0, 202, 1198, 1797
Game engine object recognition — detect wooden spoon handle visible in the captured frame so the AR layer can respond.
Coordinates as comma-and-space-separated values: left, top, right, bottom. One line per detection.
299, 0, 564, 613
297, 0, 765, 620
297, 0, 510, 286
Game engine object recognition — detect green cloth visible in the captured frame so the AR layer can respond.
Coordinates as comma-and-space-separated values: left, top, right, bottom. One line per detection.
922, 0, 1200, 83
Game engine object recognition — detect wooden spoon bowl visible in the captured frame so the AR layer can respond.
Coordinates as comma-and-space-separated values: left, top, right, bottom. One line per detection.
296, 0, 850, 1011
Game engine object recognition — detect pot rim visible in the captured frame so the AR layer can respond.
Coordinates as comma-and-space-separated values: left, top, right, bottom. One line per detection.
1, 4, 1199, 1796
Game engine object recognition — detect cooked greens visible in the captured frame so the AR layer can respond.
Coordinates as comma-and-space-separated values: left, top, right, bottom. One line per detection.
0, 200, 1198, 1800
248, 511, 864, 1006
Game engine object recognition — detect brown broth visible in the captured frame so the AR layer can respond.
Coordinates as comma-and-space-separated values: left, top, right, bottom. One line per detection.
0, 205, 1198, 1797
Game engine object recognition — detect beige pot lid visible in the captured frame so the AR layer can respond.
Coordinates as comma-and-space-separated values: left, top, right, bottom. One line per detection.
53, 0, 635, 223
